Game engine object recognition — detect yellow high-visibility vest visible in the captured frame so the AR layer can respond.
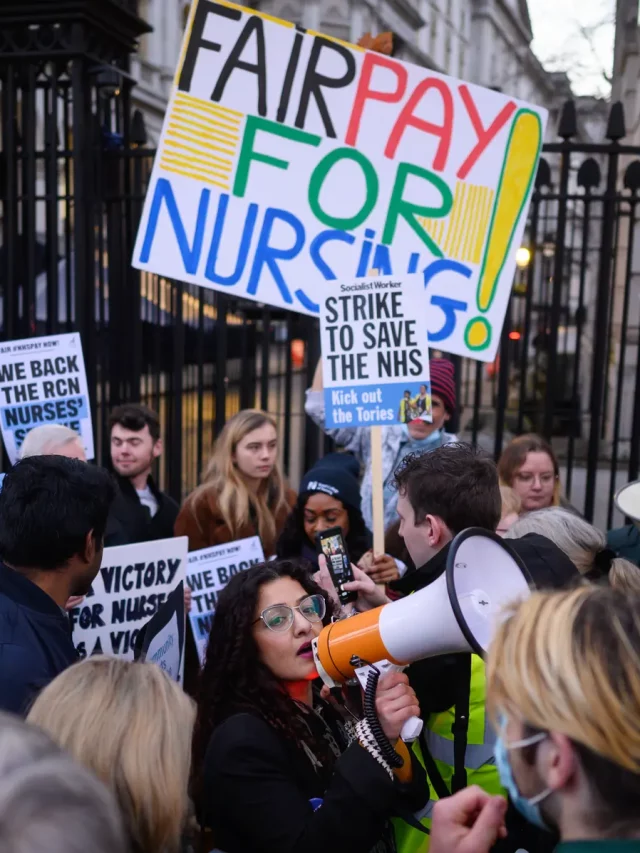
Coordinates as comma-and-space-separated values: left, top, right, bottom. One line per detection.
393, 655, 505, 853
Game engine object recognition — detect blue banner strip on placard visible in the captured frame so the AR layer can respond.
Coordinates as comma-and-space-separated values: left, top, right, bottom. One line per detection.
1, 395, 89, 433
324, 382, 431, 428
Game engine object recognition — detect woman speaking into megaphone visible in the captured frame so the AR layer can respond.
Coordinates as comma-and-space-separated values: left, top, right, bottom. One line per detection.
191, 559, 429, 853
428, 585, 640, 853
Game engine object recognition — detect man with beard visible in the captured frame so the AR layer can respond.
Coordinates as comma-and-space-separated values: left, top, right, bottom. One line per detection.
106, 404, 179, 546
0, 456, 115, 714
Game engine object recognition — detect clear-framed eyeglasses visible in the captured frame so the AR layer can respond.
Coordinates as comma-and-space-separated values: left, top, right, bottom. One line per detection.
253, 594, 326, 633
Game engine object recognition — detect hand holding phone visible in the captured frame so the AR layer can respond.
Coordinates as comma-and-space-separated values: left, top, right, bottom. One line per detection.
315, 527, 357, 605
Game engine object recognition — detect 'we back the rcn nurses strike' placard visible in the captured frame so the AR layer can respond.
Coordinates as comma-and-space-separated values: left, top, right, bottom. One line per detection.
320, 275, 431, 428
132, 0, 547, 361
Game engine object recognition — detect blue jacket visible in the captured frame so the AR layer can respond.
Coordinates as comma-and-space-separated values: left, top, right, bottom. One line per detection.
0, 562, 77, 715
607, 525, 640, 567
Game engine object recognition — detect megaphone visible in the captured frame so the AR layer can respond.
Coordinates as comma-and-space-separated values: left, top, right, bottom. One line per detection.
614, 480, 640, 522
312, 528, 532, 741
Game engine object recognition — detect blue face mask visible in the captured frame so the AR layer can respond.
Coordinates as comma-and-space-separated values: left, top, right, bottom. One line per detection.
402, 425, 443, 451
494, 715, 552, 832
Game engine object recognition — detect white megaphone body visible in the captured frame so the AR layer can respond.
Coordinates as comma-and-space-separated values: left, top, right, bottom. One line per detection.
312, 528, 532, 742
614, 479, 640, 522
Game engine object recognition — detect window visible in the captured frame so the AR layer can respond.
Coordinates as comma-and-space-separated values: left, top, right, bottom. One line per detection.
445, 28, 452, 72
458, 46, 465, 78
138, 0, 150, 59
430, 10, 438, 54
322, 4, 348, 39
278, 3, 302, 25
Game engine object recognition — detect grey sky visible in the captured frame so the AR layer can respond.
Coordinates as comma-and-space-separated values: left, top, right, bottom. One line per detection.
529, 0, 615, 97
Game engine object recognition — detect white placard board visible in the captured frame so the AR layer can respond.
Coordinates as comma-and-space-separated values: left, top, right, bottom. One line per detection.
132, 0, 547, 361
70, 537, 188, 660
186, 535, 265, 664
320, 274, 432, 427
138, 581, 186, 684
0, 333, 93, 463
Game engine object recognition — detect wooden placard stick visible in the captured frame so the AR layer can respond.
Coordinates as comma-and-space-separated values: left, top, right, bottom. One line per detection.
370, 424, 385, 558
367, 268, 386, 576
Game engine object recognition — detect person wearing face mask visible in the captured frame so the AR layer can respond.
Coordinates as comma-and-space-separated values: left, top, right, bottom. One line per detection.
411, 586, 640, 853
277, 454, 403, 583
305, 357, 457, 534
485, 584, 640, 851
192, 560, 428, 853
175, 409, 296, 556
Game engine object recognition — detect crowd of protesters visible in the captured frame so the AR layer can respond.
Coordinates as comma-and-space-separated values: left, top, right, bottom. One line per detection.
2, 357, 640, 853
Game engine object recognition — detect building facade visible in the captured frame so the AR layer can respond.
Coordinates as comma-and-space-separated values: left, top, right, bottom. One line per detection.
612, 0, 640, 140
131, 0, 566, 143
131, 0, 187, 142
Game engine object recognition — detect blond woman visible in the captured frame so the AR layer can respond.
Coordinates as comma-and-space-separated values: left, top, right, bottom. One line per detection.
488, 586, 640, 844
27, 657, 195, 853
175, 409, 295, 555
428, 586, 640, 853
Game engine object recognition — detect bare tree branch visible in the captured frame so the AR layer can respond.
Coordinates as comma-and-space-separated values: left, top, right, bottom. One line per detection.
536, 11, 614, 95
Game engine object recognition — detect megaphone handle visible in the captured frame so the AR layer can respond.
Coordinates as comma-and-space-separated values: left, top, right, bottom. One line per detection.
400, 715, 423, 742
353, 662, 423, 743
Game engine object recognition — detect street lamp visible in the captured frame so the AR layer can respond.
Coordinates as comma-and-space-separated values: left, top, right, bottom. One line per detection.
515, 246, 531, 268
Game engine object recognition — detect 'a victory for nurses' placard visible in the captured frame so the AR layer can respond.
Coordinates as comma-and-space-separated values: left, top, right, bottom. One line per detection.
70, 537, 188, 661
320, 275, 431, 428
0, 333, 93, 463
132, 0, 547, 361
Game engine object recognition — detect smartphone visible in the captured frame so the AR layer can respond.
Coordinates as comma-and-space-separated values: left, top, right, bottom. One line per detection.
316, 527, 357, 605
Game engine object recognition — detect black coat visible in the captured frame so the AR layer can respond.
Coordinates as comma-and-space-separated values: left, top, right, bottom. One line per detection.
105, 474, 179, 547
201, 704, 429, 853
0, 562, 77, 715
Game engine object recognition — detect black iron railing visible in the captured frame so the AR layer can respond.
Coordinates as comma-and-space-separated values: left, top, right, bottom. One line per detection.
2, 2, 640, 528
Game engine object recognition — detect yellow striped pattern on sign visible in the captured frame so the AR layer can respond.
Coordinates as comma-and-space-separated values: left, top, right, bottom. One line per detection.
419, 182, 495, 265
159, 92, 244, 190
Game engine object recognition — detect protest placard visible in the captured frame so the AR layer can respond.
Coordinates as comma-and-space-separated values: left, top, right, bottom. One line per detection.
137, 581, 186, 684
186, 535, 265, 664
0, 332, 93, 463
70, 537, 188, 660
320, 274, 431, 428
132, 0, 547, 361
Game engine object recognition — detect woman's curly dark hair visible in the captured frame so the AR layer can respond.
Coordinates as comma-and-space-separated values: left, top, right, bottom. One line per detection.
191, 559, 335, 806
276, 491, 372, 566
